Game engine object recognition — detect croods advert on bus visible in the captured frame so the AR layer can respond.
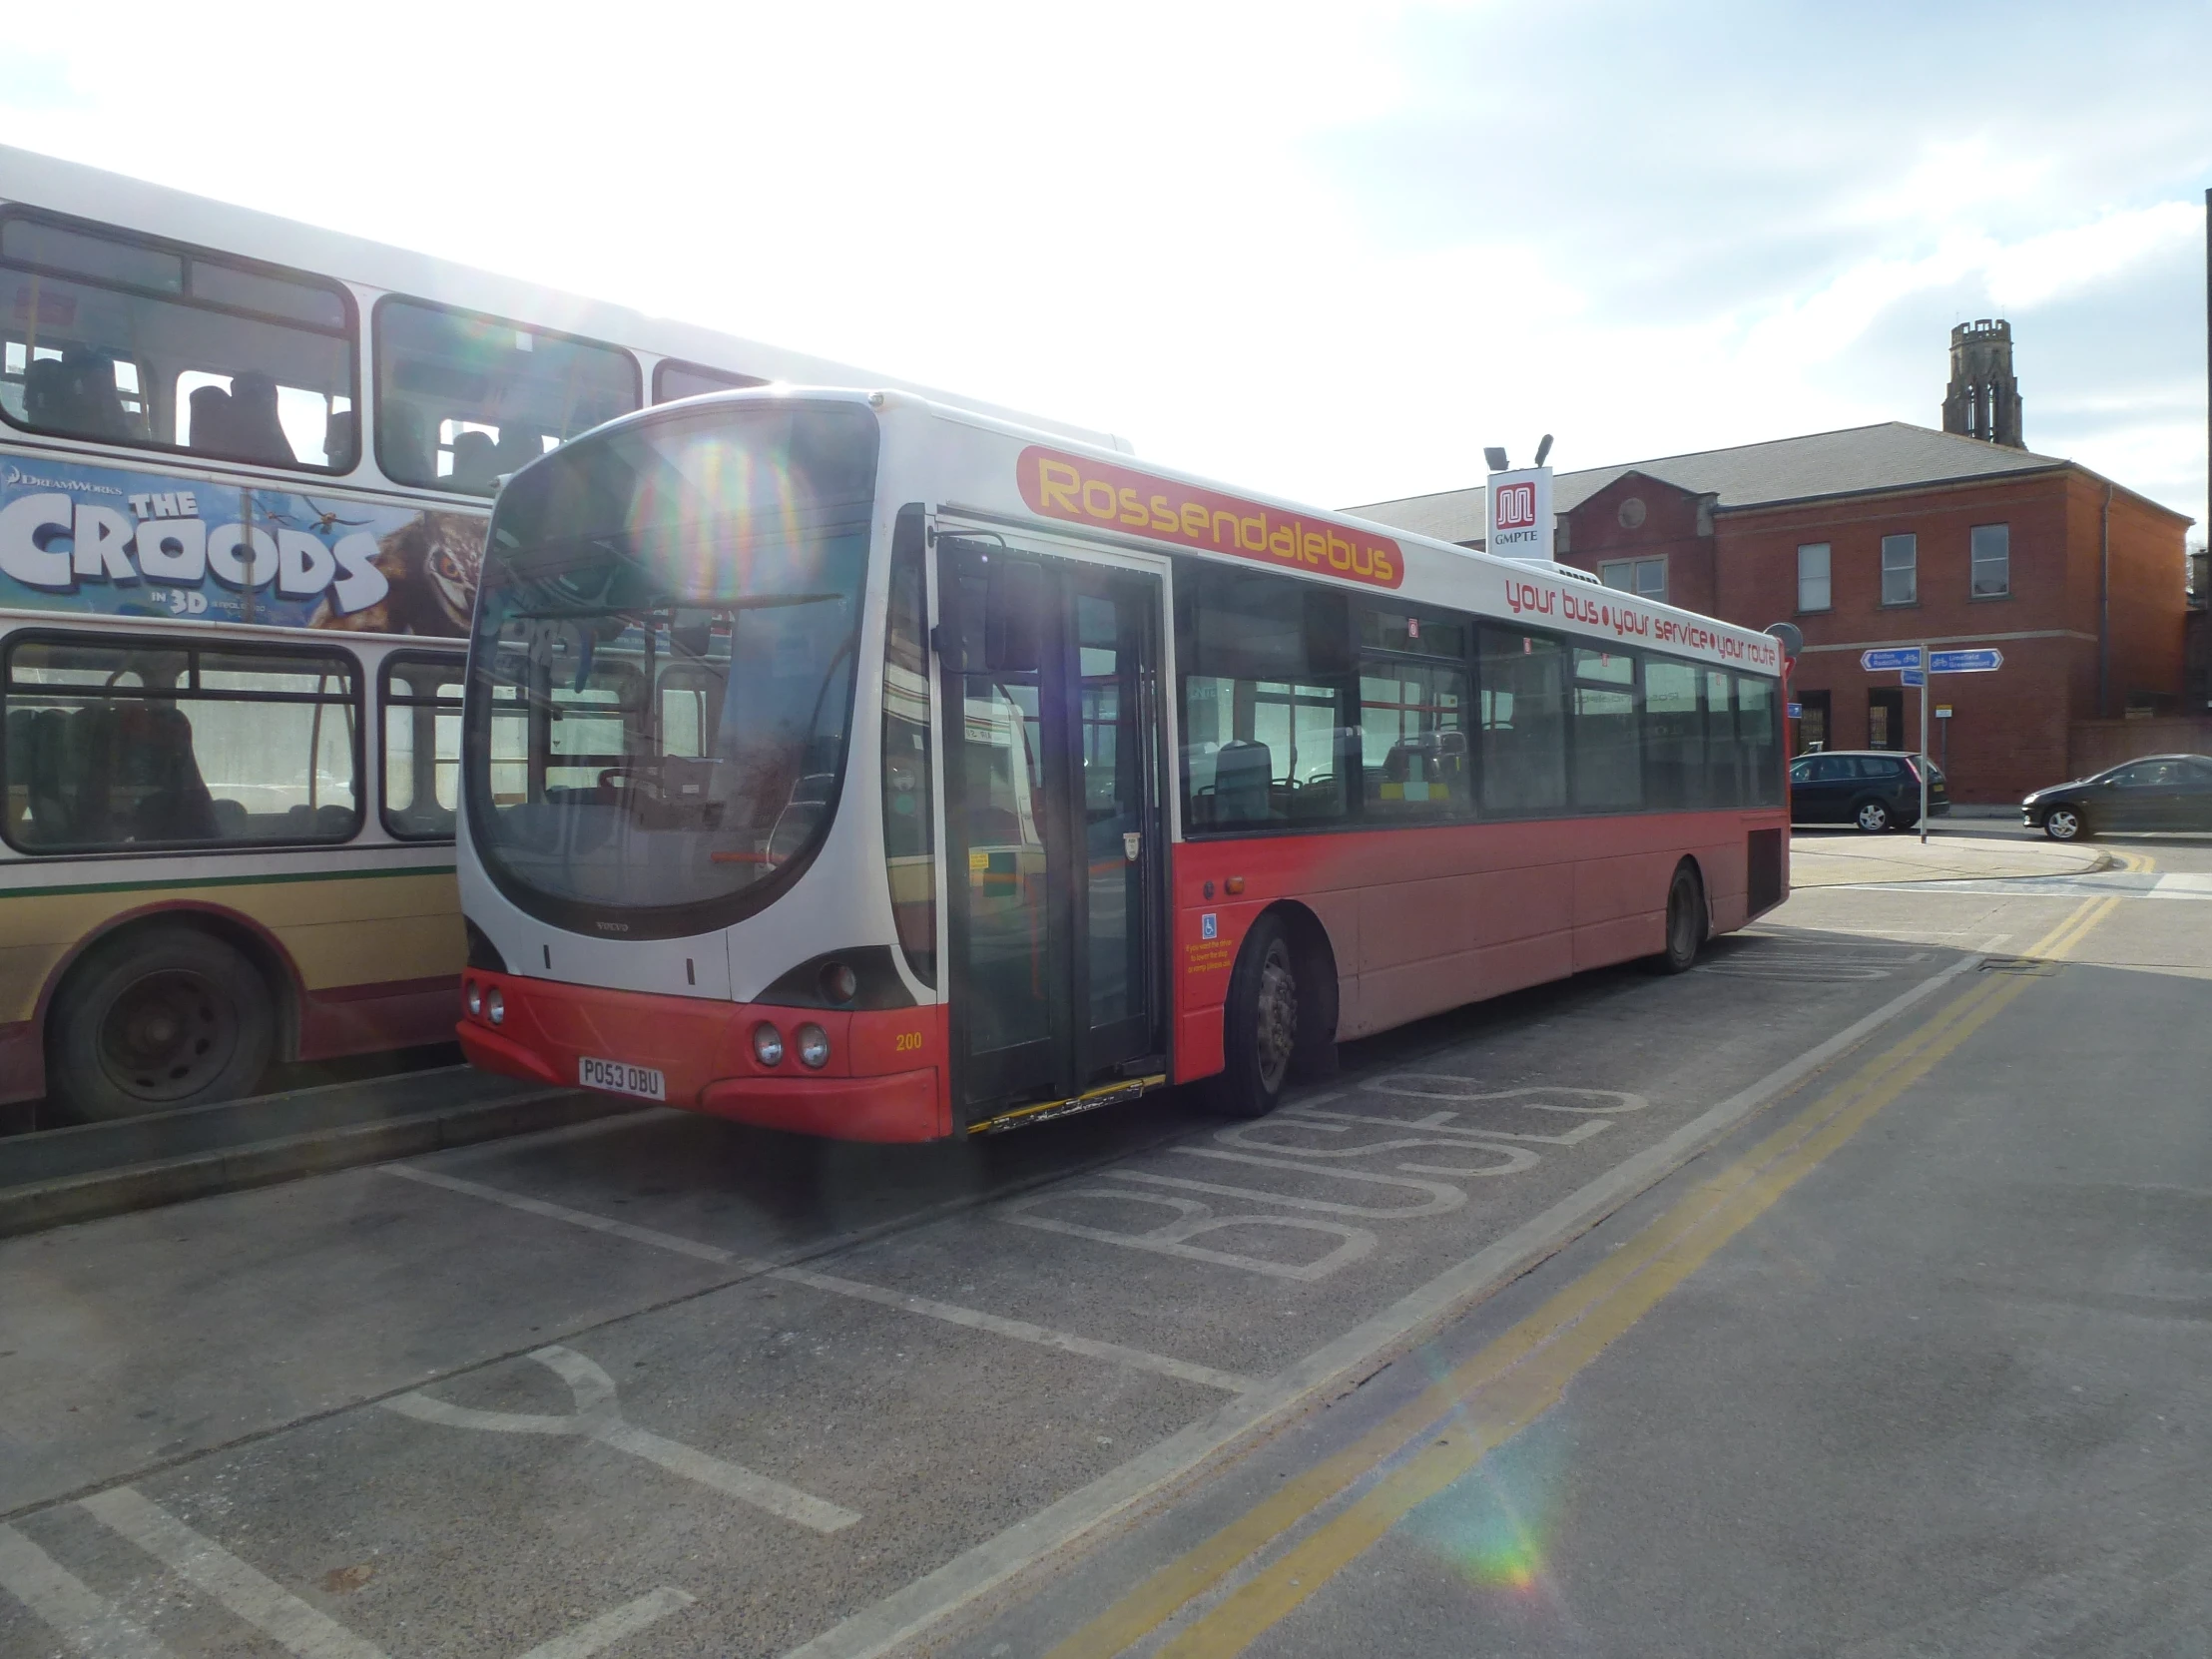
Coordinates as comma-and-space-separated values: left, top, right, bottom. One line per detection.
0, 456, 480, 636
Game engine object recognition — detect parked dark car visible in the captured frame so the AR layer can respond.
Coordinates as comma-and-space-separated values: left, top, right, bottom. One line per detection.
2021, 754, 2212, 840
1788, 750, 1949, 833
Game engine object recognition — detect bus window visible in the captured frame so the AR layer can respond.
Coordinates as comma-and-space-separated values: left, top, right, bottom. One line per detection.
3, 635, 360, 852
653, 358, 770, 403
1572, 648, 1641, 812
374, 298, 639, 494
1176, 562, 1354, 830
0, 212, 356, 469
1476, 626, 1566, 817
381, 653, 465, 839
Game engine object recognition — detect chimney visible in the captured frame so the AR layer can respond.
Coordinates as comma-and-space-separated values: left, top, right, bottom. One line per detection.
1941, 318, 2024, 448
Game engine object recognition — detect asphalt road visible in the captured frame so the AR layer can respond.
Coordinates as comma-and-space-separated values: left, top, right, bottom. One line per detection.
4, 832, 2209, 1659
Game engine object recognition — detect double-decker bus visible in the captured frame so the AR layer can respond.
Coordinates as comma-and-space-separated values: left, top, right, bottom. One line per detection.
0, 144, 1117, 1122
453, 389, 1790, 1138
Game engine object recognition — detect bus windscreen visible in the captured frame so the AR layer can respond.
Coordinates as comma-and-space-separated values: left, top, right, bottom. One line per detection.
464, 401, 878, 937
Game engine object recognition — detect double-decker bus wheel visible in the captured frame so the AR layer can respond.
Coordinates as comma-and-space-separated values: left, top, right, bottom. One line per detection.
47, 926, 275, 1123
1214, 913, 1299, 1119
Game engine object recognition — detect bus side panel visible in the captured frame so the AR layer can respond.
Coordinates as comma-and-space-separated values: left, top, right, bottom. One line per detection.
0, 869, 463, 1100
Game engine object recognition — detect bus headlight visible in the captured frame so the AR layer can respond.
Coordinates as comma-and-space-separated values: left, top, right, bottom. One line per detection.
796, 1023, 830, 1069
486, 988, 505, 1025
465, 980, 482, 1017
753, 1023, 786, 1067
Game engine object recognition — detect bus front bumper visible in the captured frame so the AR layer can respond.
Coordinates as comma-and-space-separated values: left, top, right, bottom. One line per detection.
454, 972, 950, 1143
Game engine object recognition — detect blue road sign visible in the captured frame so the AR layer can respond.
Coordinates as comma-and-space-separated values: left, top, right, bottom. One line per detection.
1787, 702, 1804, 718
1901, 666, 1927, 687
1930, 648, 2003, 674
1862, 647, 1925, 671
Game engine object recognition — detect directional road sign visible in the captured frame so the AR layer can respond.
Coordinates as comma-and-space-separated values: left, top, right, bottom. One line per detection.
1929, 648, 2003, 674
1861, 647, 1925, 671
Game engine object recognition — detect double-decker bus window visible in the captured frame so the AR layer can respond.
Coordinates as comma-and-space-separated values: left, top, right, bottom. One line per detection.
381, 654, 464, 839
881, 512, 935, 984
654, 359, 770, 403
1476, 626, 1566, 816
0, 211, 356, 469
3, 635, 359, 852
1572, 648, 1641, 811
1643, 656, 1705, 810
1177, 562, 1354, 831
374, 298, 640, 495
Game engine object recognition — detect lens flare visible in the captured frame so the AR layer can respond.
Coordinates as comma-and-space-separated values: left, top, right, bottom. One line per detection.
1401, 1429, 1563, 1599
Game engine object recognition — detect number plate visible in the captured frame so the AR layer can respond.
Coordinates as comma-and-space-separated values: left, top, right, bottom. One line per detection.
579, 1056, 666, 1101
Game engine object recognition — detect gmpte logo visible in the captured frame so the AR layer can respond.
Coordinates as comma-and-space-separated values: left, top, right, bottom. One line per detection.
1494, 482, 1537, 532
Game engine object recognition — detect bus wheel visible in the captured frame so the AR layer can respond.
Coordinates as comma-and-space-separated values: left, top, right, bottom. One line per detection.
47, 927, 274, 1123
1214, 915, 1299, 1118
1649, 864, 1706, 975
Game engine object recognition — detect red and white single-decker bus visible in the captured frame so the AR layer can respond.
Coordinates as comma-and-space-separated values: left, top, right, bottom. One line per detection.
453, 389, 1790, 1138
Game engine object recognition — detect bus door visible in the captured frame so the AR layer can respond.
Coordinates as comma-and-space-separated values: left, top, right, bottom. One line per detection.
937, 540, 1167, 1122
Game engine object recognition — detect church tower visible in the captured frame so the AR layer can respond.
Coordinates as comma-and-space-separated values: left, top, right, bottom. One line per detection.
1941, 318, 2024, 448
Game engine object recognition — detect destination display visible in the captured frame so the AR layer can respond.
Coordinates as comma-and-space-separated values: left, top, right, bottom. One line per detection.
0, 454, 480, 637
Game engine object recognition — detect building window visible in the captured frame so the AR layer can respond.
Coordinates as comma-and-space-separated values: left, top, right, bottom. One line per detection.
1598, 557, 1666, 601
1796, 543, 1831, 612
1881, 534, 1918, 606
1970, 523, 2009, 598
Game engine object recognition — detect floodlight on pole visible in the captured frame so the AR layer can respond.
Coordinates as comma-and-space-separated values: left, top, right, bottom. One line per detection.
1483, 446, 1509, 472
1533, 433, 1553, 467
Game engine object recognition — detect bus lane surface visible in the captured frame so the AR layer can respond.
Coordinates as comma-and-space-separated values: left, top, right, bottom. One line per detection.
0, 871, 2129, 1659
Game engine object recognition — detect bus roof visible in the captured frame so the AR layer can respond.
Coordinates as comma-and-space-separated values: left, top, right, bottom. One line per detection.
873, 390, 1787, 679
0, 144, 1130, 454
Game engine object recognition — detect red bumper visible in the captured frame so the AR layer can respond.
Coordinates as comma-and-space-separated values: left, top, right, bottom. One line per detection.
456, 972, 950, 1143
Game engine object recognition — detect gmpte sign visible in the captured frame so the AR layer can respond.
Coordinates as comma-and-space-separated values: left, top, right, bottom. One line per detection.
1486, 466, 1553, 561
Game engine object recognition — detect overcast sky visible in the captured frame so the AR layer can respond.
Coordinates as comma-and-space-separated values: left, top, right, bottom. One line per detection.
6, 1, 2208, 535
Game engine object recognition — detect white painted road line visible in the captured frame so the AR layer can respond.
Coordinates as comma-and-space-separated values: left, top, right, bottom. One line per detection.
512, 1588, 696, 1659
780, 948, 1995, 1659
80, 1487, 389, 1659
0, 1522, 175, 1659
774, 1266, 1257, 1393
382, 1165, 750, 1266
384, 1345, 861, 1534
382, 1164, 1251, 1391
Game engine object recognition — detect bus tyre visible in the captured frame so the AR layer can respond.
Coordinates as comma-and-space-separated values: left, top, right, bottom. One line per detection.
47, 927, 274, 1124
1213, 914, 1298, 1119
1649, 865, 1706, 975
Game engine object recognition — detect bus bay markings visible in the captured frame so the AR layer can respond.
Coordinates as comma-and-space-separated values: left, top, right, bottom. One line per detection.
381, 1164, 1254, 1392
383, 1346, 860, 1533
1003, 1086, 1645, 1282
65, 1487, 693, 1659
0, 1522, 172, 1659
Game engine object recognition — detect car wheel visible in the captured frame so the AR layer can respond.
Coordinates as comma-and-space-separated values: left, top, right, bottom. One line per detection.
1646, 863, 1706, 974
2043, 806, 2088, 842
46, 926, 274, 1123
1212, 913, 1298, 1119
1854, 799, 1892, 834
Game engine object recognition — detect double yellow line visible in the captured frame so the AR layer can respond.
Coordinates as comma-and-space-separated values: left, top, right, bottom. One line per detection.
1052, 891, 2124, 1659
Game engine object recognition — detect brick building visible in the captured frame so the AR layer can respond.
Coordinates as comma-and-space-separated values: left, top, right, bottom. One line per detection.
1350, 423, 2195, 805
